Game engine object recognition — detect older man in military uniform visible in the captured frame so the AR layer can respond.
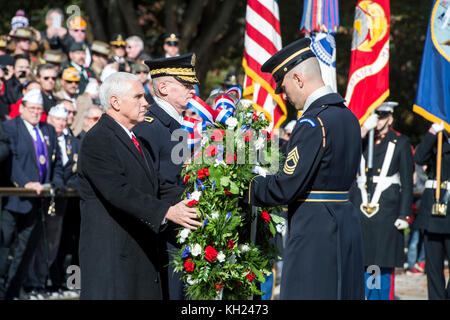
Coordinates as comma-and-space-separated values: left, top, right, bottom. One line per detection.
350, 102, 414, 300
413, 123, 450, 300
133, 53, 197, 300
244, 38, 364, 300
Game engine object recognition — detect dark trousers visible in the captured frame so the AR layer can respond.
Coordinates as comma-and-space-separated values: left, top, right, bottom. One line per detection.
424, 231, 450, 300
0, 207, 41, 299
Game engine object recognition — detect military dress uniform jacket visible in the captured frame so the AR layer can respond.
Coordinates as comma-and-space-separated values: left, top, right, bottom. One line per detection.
2, 117, 63, 214
246, 92, 365, 300
413, 131, 450, 234
77, 113, 183, 300
349, 129, 414, 268
133, 103, 188, 186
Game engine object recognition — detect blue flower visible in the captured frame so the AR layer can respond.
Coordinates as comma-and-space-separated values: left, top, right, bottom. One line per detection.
197, 179, 205, 191
186, 193, 190, 199
204, 219, 209, 226
212, 180, 216, 191
182, 246, 190, 258
226, 212, 232, 221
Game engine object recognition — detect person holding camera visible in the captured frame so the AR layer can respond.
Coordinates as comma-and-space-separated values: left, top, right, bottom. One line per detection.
40, 8, 67, 53
3, 54, 33, 115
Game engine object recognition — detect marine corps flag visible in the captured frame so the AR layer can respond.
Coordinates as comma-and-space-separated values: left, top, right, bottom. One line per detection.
242, 0, 287, 130
345, 0, 390, 124
413, 0, 450, 131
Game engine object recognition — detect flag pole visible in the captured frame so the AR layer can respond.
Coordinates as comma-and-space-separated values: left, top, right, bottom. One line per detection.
366, 112, 375, 203
432, 130, 446, 215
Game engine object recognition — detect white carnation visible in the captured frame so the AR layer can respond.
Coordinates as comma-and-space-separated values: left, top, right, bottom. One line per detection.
187, 275, 199, 285
238, 244, 250, 252
179, 228, 191, 243
254, 137, 265, 150
211, 212, 219, 220
225, 117, 238, 129
191, 243, 202, 257
201, 136, 209, 147
190, 191, 202, 201
217, 251, 226, 263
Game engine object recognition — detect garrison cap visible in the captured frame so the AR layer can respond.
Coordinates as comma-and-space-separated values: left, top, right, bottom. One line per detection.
261, 37, 316, 94
145, 53, 199, 85
163, 33, 180, 46
69, 41, 87, 52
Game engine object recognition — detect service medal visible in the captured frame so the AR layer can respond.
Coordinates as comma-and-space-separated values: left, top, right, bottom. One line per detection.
39, 155, 46, 165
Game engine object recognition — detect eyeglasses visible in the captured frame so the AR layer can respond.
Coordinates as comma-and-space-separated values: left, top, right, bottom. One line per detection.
167, 80, 194, 90
72, 29, 86, 33
67, 110, 77, 115
43, 76, 57, 81
25, 106, 44, 112
134, 71, 148, 75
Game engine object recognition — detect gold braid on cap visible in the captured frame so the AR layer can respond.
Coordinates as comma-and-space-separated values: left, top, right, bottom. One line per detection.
150, 67, 196, 77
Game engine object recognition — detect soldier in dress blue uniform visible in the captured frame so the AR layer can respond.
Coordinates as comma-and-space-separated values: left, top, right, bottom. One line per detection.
244, 38, 365, 300
413, 123, 450, 300
0, 89, 63, 299
133, 53, 197, 300
350, 102, 414, 300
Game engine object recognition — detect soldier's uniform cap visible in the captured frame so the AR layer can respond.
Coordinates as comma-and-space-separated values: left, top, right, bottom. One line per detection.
0, 35, 7, 48
376, 101, 398, 118
132, 63, 149, 74
62, 67, 81, 82
163, 33, 180, 46
110, 33, 126, 47
145, 53, 199, 85
91, 40, 110, 56
69, 42, 87, 52
222, 73, 238, 86
69, 16, 87, 29
11, 27, 33, 40
261, 37, 316, 94
43, 50, 64, 64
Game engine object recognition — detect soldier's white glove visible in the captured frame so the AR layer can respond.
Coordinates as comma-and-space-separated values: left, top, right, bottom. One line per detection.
362, 114, 379, 131
431, 123, 444, 133
394, 218, 409, 230
252, 165, 268, 177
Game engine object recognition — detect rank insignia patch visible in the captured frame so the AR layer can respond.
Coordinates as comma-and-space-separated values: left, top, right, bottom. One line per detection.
283, 146, 299, 175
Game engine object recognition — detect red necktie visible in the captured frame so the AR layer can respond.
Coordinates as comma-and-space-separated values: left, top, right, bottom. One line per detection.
131, 135, 143, 156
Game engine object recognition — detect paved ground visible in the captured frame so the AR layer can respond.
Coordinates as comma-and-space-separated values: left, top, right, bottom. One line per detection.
272, 266, 449, 300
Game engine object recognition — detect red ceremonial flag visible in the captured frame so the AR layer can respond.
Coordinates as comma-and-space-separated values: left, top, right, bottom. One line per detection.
345, 0, 390, 124
242, 0, 287, 130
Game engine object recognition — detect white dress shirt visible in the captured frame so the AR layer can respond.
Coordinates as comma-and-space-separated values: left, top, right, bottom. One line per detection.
22, 117, 45, 143
153, 96, 183, 124
58, 135, 69, 166
303, 85, 334, 113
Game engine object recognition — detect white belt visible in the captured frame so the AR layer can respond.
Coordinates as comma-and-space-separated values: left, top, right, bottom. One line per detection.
425, 180, 450, 190
356, 173, 401, 186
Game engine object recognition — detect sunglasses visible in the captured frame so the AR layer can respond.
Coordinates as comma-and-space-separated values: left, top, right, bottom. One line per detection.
65, 80, 79, 84
72, 29, 86, 33
134, 71, 148, 74
43, 76, 57, 81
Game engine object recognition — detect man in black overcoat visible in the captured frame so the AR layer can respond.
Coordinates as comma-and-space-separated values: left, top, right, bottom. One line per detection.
77, 72, 201, 300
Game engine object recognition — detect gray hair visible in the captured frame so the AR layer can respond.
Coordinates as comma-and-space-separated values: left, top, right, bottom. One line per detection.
83, 104, 103, 118
126, 36, 144, 49
99, 72, 140, 110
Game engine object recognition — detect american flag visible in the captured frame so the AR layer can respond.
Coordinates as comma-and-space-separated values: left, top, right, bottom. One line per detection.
242, 0, 287, 130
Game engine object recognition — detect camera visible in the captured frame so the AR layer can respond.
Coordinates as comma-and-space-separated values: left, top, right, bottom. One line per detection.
0, 64, 7, 75
118, 62, 125, 72
18, 71, 27, 78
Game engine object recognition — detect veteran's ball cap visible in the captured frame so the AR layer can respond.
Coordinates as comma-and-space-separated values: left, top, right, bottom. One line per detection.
23, 89, 43, 105
62, 67, 80, 82
48, 104, 68, 119
145, 53, 199, 85
261, 37, 316, 94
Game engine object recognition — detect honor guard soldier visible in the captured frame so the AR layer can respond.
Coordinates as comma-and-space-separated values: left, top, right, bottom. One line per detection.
244, 38, 365, 300
413, 122, 450, 300
133, 53, 197, 299
350, 102, 414, 300
162, 33, 180, 58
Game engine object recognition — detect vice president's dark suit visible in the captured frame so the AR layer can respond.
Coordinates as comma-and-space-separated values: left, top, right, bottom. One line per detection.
78, 113, 183, 300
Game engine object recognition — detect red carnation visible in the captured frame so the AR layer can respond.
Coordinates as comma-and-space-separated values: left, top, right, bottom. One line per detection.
197, 168, 210, 180
184, 173, 190, 185
252, 113, 259, 122
224, 189, 231, 195
206, 145, 217, 157
184, 259, 195, 272
262, 130, 271, 141
187, 200, 199, 207
227, 239, 235, 250
261, 210, 271, 223
244, 130, 253, 142
246, 270, 256, 282
215, 281, 224, 290
204, 246, 218, 262
226, 154, 237, 164
211, 129, 226, 142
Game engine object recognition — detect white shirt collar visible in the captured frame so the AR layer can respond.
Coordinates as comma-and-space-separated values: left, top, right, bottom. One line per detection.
303, 85, 334, 113
113, 118, 134, 139
153, 96, 183, 124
